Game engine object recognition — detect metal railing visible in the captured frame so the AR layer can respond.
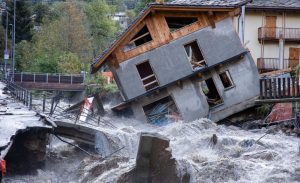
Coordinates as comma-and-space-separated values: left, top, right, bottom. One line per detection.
0, 78, 33, 109
11, 72, 85, 84
258, 27, 300, 41
259, 77, 300, 100
257, 58, 299, 71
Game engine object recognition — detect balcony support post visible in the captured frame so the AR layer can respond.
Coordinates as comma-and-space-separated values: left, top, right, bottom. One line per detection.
279, 30, 285, 70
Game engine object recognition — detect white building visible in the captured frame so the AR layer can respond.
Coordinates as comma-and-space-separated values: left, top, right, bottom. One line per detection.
238, 0, 300, 73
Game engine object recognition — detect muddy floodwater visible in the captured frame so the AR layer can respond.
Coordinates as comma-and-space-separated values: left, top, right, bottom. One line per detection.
4, 116, 300, 183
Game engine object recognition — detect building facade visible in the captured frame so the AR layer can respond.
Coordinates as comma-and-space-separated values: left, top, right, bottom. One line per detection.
91, 0, 260, 124
241, 0, 300, 73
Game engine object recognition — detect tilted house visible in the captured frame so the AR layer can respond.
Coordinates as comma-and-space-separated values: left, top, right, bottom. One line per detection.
91, 0, 260, 124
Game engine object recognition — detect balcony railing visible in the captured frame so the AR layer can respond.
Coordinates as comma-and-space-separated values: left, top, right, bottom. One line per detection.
257, 58, 299, 72
258, 27, 300, 42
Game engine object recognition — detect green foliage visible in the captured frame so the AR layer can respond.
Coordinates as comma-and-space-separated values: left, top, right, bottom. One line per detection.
0, 26, 5, 59
126, 9, 136, 24
295, 64, 300, 77
256, 104, 273, 116
84, 0, 119, 56
58, 52, 83, 74
104, 83, 119, 93
134, 0, 152, 14
5, 0, 34, 43
32, 3, 60, 25
16, 0, 93, 73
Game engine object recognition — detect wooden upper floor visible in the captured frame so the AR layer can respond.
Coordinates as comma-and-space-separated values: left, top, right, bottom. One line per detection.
109, 10, 238, 66
91, 3, 246, 73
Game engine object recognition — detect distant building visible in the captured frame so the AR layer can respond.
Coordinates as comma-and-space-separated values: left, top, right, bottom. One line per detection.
111, 12, 128, 30
91, 0, 260, 124
240, 0, 300, 73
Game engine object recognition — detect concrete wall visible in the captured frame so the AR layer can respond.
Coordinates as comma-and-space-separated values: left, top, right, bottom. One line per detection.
234, 11, 300, 64
130, 52, 260, 123
115, 17, 246, 100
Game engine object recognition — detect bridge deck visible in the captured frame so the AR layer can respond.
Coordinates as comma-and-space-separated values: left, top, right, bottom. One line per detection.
12, 72, 86, 91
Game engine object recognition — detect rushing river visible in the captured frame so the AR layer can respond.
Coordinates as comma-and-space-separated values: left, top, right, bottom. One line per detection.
4, 116, 300, 183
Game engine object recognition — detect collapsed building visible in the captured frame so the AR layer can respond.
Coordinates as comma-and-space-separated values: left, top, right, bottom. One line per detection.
91, 0, 260, 124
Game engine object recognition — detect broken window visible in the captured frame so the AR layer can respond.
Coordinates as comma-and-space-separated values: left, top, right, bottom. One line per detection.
136, 61, 159, 91
184, 41, 206, 70
201, 78, 223, 107
124, 25, 153, 51
219, 70, 234, 89
165, 17, 198, 32
143, 96, 181, 125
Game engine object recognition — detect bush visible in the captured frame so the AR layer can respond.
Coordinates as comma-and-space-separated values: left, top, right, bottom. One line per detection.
256, 104, 273, 116
104, 83, 119, 93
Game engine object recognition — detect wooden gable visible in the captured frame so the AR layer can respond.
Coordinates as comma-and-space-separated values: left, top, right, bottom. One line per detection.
92, 6, 241, 73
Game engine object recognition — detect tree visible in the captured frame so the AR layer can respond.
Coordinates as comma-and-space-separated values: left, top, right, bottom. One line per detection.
0, 26, 5, 59
4, 0, 34, 43
16, 0, 93, 74
134, 0, 152, 14
85, 0, 119, 57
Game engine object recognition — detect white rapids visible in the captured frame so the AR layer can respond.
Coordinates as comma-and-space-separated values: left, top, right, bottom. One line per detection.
77, 117, 300, 183
4, 116, 300, 183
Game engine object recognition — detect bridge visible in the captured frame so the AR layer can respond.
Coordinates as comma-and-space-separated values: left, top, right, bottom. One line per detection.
10, 72, 86, 91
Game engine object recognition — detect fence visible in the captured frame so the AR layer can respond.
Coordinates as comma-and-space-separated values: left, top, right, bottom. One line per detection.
1, 78, 33, 109
259, 77, 300, 100
12, 72, 85, 84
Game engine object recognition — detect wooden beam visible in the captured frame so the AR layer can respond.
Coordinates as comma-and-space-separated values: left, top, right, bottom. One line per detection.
208, 11, 216, 28
256, 98, 300, 104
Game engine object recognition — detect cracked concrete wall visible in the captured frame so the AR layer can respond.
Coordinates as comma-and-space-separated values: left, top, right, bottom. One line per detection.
114, 18, 247, 100
130, 52, 260, 123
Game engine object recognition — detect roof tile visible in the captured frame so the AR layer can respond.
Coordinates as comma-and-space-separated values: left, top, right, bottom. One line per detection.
247, 0, 300, 10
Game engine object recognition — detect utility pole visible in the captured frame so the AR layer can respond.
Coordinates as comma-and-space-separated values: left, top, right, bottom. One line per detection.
12, 0, 16, 82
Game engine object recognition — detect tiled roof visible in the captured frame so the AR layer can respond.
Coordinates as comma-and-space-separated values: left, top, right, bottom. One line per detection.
167, 0, 248, 7
247, 0, 300, 10
91, 0, 249, 73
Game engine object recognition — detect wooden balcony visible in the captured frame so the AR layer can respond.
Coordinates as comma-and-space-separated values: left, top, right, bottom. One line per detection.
258, 27, 300, 42
258, 77, 300, 103
257, 58, 299, 73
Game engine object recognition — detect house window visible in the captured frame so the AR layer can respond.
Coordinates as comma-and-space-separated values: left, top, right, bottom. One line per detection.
165, 17, 198, 32
124, 25, 153, 51
184, 41, 206, 70
219, 71, 234, 89
201, 78, 223, 107
143, 96, 181, 125
136, 61, 159, 91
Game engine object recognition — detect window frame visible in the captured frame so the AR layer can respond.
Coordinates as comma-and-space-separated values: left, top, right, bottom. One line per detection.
183, 40, 207, 71
142, 94, 182, 124
135, 60, 159, 91
200, 77, 224, 108
164, 16, 199, 33
218, 70, 235, 90
123, 24, 154, 52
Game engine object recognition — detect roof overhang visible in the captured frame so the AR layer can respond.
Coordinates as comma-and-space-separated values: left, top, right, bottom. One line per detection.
247, 6, 300, 11
91, 1, 250, 74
